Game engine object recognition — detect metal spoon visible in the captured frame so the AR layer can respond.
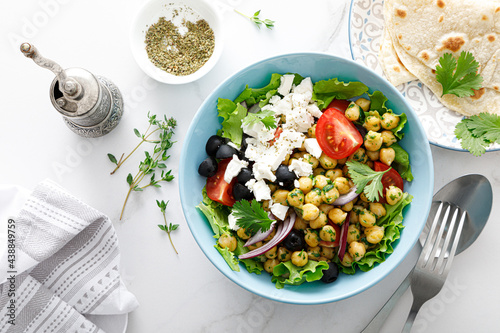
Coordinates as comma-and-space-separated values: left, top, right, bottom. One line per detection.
362, 174, 492, 333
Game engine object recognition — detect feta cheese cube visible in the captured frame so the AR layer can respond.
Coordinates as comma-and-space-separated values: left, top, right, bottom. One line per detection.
228, 212, 240, 231
289, 159, 313, 177
224, 155, 249, 183
253, 163, 276, 181
304, 138, 323, 158
270, 203, 289, 221
278, 74, 295, 96
306, 104, 323, 118
246, 179, 271, 201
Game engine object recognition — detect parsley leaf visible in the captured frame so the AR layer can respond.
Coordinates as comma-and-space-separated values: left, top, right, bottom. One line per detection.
242, 110, 277, 130
455, 113, 500, 156
232, 199, 275, 235
435, 51, 483, 97
346, 161, 390, 202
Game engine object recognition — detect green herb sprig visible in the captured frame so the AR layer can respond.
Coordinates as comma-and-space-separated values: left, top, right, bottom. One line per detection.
233, 199, 275, 235
455, 113, 500, 156
235, 9, 275, 30
242, 110, 277, 130
110, 113, 177, 220
346, 161, 390, 202
157, 200, 179, 254
435, 51, 483, 97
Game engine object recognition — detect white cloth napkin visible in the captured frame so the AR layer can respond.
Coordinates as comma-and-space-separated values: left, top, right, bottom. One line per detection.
0, 180, 138, 333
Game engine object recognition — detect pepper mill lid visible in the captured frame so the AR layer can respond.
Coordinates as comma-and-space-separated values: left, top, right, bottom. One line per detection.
20, 42, 99, 116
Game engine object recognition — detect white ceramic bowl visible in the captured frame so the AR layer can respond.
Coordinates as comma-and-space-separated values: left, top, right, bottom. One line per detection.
130, 0, 224, 84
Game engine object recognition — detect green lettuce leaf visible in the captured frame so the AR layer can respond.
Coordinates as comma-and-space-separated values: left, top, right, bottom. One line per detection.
217, 98, 247, 146
313, 79, 369, 110
271, 260, 329, 289
391, 143, 414, 181
234, 73, 283, 106
339, 193, 413, 274
215, 245, 240, 272
196, 187, 231, 238
240, 258, 264, 275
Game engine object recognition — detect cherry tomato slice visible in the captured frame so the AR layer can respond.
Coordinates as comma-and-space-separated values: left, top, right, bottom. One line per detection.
206, 158, 236, 207
315, 108, 363, 159
373, 161, 404, 201
269, 127, 283, 146
326, 99, 351, 113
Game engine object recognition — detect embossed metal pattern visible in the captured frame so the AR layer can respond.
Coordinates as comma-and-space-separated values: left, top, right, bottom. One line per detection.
348, 0, 500, 152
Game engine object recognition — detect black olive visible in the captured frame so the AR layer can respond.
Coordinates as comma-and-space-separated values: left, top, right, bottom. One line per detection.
240, 134, 249, 152
275, 165, 297, 183
320, 262, 340, 283
206, 135, 225, 157
237, 168, 253, 185
282, 229, 305, 252
233, 183, 253, 201
198, 156, 218, 177
215, 144, 238, 160
280, 180, 295, 191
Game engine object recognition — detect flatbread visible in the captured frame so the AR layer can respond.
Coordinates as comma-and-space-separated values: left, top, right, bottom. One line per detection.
381, 0, 500, 116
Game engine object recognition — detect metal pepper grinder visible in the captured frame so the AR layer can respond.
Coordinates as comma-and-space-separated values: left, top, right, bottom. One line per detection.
20, 42, 123, 138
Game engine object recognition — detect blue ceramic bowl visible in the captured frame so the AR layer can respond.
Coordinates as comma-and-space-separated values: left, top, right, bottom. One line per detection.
179, 53, 433, 304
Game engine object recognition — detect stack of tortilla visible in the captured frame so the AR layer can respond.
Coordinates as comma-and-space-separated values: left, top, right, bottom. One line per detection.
379, 0, 500, 116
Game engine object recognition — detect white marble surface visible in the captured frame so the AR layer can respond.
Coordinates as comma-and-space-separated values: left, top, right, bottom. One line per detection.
1, 0, 499, 332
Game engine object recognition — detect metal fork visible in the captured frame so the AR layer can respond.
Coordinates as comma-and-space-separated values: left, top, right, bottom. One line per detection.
402, 201, 466, 333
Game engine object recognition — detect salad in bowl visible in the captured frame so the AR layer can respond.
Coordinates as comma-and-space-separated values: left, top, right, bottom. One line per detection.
179, 53, 433, 304
196, 73, 413, 289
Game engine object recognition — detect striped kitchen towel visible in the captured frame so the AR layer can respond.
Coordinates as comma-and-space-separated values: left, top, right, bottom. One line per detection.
0, 180, 138, 333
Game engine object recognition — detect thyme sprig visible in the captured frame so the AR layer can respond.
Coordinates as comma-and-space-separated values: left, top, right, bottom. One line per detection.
157, 200, 179, 254
113, 113, 177, 220
235, 9, 275, 30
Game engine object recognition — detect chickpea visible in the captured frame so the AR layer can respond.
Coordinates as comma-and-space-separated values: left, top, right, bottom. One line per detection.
318, 153, 338, 170
298, 176, 314, 194
302, 203, 320, 221
287, 188, 305, 208
337, 157, 347, 165
237, 228, 251, 240
292, 151, 306, 159
303, 153, 319, 169
305, 188, 323, 206
291, 250, 308, 267
380, 147, 396, 166
366, 150, 380, 161
309, 210, 328, 229
261, 200, 270, 211
322, 184, 340, 204
349, 147, 368, 163
305, 228, 320, 247
265, 246, 278, 259
293, 215, 308, 231
333, 177, 351, 195
341, 200, 354, 212
218, 234, 237, 252
325, 168, 343, 182
355, 97, 371, 112
348, 241, 366, 261
386, 185, 403, 205
307, 246, 321, 261
364, 131, 383, 152
319, 203, 334, 215
359, 191, 371, 203
268, 183, 278, 194
340, 252, 354, 267
349, 210, 359, 223
281, 154, 290, 165
264, 259, 280, 273
345, 102, 361, 121
307, 124, 316, 138
381, 113, 400, 130
320, 225, 337, 242
272, 189, 290, 205
247, 241, 263, 251
314, 175, 330, 190
369, 202, 387, 219
365, 226, 385, 244
359, 208, 377, 227
328, 207, 347, 225
313, 167, 326, 176
277, 247, 291, 262
264, 228, 277, 241
320, 246, 335, 260
364, 115, 381, 132
346, 224, 361, 244
381, 130, 397, 146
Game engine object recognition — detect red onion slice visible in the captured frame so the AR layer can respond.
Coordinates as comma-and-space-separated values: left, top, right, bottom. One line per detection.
332, 185, 359, 206
244, 222, 276, 247
337, 214, 350, 261
238, 212, 296, 259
